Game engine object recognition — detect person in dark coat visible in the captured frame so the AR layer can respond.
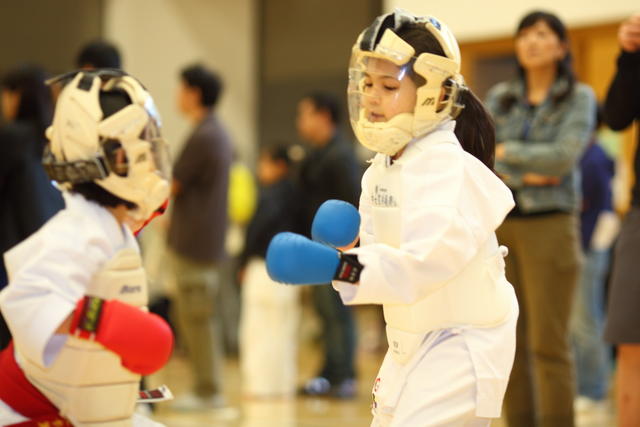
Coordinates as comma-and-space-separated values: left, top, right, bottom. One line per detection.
602, 13, 640, 427
295, 92, 361, 398
0, 64, 64, 349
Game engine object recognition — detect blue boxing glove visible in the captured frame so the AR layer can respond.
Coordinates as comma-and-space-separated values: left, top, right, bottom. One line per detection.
311, 200, 360, 247
266, 232, 363, 285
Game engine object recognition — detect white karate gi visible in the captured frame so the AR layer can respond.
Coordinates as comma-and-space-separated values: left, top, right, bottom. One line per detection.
334, 121, 519, 426
0, 192, 164, 427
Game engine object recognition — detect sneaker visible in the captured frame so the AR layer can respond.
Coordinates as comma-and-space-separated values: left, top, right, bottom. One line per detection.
574, 396, 609, 413
170, 392, 226, 411
574, 396, 612, 427
330, 378, 357, 399
299, 377, 332, 396
299, 377, 357, 399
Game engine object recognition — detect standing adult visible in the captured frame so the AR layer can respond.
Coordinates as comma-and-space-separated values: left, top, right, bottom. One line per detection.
76, 40, 122, 70
485, 10, 596, 427
0, 64, 64, 349
168, 64, 232, 410
602, 13, 640, 427
296, 92, 361, 398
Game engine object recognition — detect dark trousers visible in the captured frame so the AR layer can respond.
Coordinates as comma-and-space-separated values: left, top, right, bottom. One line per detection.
499, 213, 580, 427
312, 284, 356, 383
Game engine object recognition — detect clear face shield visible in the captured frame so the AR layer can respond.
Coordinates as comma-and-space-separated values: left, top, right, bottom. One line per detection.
101, 116, 170, 182
347, 43, 464, 156
348, 52, 418, 128
138, 115, 171, 181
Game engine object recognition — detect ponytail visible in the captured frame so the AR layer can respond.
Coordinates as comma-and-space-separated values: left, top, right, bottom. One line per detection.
454, 88, 496, 171
394, 24, 496, 171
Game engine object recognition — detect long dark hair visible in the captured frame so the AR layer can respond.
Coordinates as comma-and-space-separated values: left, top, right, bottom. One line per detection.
396, 24, 496, 170
1, 64, 52, 138
500, 10, 575, 112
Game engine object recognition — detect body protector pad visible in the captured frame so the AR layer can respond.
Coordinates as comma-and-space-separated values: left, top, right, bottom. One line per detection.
44, 70, 171, 221
365, 157, 513, 364
348, 9, 466, 156
19, 248, 147, 425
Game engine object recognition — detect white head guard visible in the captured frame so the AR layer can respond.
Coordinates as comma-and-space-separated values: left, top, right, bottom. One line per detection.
44, 70, 171, 221
348, 9, 466, 156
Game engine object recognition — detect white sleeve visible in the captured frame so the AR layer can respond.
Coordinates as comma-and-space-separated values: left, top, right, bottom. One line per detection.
334, 147, 514, 306
357, 165, 375, 246
0, 220, 108, 368
334, 206, 477, 304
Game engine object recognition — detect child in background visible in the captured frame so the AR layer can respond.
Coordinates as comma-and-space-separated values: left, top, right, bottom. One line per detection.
238, 143, 302, 398
571, 107, 617, 422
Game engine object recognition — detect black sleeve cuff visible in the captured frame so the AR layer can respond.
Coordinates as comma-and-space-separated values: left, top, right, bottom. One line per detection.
618, 50, 640, 67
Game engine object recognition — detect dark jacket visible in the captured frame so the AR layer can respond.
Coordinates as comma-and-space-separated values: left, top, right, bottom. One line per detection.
297, 132, 361, 236
239, 177, 301, 267
168, 114, 232, 262
604, 51, 640, 206
580, 142, 614, 250
0, 121, 64, 286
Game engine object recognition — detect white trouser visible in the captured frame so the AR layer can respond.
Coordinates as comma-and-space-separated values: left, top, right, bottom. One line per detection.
239, 258, 300, 396
371, 287, 518, 427
0, 400, 165, 427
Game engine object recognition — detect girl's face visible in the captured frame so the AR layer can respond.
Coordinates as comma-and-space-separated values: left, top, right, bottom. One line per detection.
515, 20, 567, 71
360, 58, 417, 122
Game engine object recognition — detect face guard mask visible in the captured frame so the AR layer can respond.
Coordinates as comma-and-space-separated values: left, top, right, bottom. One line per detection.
44, 70, 171, 221
348, 10, 466, 156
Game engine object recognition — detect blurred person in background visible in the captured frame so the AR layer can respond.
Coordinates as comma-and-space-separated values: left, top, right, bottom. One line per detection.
295, 91, 361, 398
167, 64, 233, 411
0, 64, 64, 350
76, 39, 122, 70
238, 142, 302, 398
485, 10, 596, 427
570, 106, 616, 424
602, 12, 640, 427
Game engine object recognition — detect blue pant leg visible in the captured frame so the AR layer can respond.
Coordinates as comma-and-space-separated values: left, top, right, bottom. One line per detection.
571, 249, 612, 400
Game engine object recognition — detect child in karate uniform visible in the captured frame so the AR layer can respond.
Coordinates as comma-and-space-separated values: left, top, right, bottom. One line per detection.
266, 9, 518, 426
0, 70, 173, 427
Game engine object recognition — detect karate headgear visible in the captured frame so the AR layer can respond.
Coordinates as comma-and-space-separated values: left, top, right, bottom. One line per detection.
44, 70, 170, 220
348, 9, 466, 156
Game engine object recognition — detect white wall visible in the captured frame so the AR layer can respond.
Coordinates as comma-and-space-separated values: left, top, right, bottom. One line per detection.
385, 0, 637, 41
103, 0, 256, 161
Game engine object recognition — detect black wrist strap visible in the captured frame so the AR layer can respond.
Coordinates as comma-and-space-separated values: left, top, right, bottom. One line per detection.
333, 253, 363, 284
77, 296, 105, 333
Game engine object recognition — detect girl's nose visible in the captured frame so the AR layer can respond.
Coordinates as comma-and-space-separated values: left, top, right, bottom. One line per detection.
363, 92, 381, 107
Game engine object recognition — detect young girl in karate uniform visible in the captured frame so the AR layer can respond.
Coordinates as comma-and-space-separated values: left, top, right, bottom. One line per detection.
267, 9, 519, 426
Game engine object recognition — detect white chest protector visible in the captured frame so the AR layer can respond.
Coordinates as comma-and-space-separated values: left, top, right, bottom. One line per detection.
19, 248, 147, 426
367, 158, 513, 364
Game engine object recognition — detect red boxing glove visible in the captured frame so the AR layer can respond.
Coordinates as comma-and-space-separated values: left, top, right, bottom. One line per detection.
70, 296, 174, 375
